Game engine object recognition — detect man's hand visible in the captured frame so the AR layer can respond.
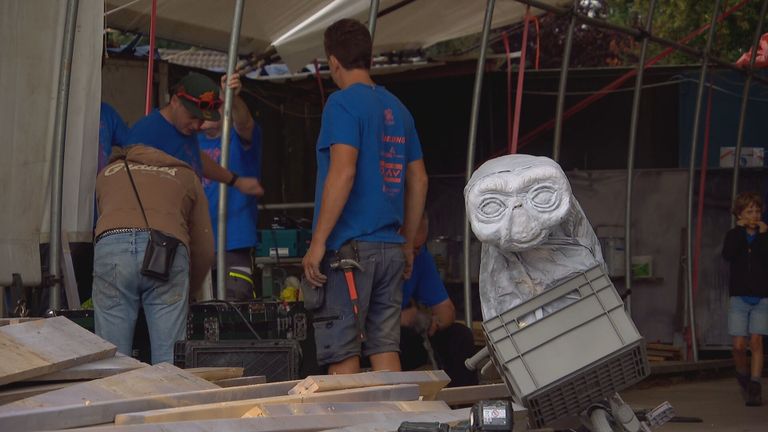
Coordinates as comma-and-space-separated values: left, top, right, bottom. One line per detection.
758, 221, 768, 234
428, 316, 441, 337
402, 243, 414, 280
220, 74, 242, 96
302, 242, 327, 287
234, 177, 264, 197
736, 218, 747, 227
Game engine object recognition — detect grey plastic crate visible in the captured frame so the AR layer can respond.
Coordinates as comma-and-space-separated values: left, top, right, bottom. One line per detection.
482, 265, 649, 427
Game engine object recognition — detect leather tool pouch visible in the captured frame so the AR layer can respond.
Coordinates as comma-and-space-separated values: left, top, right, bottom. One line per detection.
141, 230, 181, 281
335, 241, 359, 262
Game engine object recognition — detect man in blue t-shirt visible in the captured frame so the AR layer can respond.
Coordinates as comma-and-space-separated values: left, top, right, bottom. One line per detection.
399, 213, 478, 387
126, 72, 264, 197
198, 73, 262, 300
302, 19, 429, 375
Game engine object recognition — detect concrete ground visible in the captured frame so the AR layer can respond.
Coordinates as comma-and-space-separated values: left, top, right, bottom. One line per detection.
621, 376, 768, 431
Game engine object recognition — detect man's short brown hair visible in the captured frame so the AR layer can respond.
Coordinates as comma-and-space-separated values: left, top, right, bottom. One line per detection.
324, 19, 372, 70
732, 191, 763, 216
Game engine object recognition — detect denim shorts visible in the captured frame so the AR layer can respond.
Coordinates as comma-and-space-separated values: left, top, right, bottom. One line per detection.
728, 296, 768, 336
311, 242, 404, 366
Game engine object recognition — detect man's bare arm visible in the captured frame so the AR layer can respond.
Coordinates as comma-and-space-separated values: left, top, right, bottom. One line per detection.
302, 144, 358, 286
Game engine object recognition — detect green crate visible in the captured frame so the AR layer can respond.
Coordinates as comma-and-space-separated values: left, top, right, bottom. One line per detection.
256, 229, 311, 258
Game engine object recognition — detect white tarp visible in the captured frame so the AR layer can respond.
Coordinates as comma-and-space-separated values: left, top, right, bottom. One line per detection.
0, 1, 101, 285
105, 0, 568, 71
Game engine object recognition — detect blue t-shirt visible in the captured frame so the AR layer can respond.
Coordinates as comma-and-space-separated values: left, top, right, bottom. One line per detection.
314, 83, 423, 250
199, 126, 262, 251
402, 246, 449, 309
127, 110, 203, 176
98, 102, 129, 172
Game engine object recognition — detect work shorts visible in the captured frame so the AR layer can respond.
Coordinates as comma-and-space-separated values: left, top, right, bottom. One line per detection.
728, 296, 768, 337
311, 242, 404, 366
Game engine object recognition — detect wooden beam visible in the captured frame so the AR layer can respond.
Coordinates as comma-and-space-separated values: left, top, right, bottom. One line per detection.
0, 318, 41, 327
186, 367, 244, 382
24, 354, 145, 382
213, 375, 267, 388
0, 378, 301, 431
435, 383, 511, 405
249, 400, 450, 417
0, 382, 76, 405
116, 384, 421, 425
66, 409, 471, 432
0, 363, 216, 413
0, 316, 116, 386
289, 370, 450, 400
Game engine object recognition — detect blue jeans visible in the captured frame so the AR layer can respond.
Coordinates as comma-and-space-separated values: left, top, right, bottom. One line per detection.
93, 230, 189, 364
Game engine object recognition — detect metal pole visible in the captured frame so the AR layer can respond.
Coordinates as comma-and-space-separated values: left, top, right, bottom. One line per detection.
625, 0, 657, 314
463, 0, 495, 326
144, 0, 157, 114
686, 0, 723, 363
48, 0, 80, 312
368, 0, 381, 39
731, 0, 768, 226
552, 0, 577, 162
216, 0, 246, 299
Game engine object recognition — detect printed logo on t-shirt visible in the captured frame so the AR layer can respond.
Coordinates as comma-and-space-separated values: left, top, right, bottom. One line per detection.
384, 108, 395, 125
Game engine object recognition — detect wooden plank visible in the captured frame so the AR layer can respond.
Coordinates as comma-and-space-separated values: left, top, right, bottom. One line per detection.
289, 370, 450, 400
67, 409, 471, 432
116, 384, 421, 425
0, 379, 302, 431
186, 367, 244, 382
250, 400, 450, 417
0, 382, 76, 405
213, 376, 267, 388
0, 318, 42, 327
646, 343, 682, 352
0, 316, 116, 385
436, 383, 511, 405
24, 354, 145, 382
61, 231, 81, 309
0, 363, 216, 413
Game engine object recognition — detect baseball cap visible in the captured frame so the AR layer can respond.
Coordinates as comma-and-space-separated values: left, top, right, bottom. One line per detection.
174, 73, 221, 121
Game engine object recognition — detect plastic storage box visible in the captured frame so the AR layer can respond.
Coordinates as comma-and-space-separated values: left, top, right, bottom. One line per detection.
256, 229, 311, 257
482, 265, 649, 428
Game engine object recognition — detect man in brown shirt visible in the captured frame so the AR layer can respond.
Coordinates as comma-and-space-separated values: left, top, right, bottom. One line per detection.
94, 144, 213, 364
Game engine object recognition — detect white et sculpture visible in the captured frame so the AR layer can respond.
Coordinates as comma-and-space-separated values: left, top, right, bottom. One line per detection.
464, 154, 606, 321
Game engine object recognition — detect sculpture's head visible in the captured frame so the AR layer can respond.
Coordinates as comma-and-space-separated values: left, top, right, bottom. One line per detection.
464, 154, 572, 252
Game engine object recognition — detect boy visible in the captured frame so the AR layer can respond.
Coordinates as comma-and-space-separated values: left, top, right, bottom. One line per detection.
722, 191, 768, 406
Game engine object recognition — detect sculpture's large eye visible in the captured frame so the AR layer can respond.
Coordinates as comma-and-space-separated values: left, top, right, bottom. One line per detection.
528, 184, 558, 211
479, 196, 507, 219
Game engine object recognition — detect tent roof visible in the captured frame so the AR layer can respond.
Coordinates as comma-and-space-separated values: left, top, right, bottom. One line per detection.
105, 0, 568, 71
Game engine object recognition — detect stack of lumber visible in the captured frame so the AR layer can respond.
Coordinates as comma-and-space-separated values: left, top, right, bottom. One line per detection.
0, 317, 528, 432
646, 342, 683, 363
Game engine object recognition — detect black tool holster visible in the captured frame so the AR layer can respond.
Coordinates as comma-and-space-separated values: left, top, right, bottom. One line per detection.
332, 241, 360, 268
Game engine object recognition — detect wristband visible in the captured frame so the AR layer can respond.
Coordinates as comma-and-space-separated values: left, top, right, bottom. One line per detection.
227, 172, 239, 186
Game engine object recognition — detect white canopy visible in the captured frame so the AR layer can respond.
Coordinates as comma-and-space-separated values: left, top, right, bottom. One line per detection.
105, 0, 568, 70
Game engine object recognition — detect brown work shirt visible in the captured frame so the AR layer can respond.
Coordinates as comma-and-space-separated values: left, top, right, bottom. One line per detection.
95, 145, 214, 301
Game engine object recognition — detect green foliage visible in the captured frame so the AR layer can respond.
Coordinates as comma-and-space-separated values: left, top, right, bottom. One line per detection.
605, 0, 766, 64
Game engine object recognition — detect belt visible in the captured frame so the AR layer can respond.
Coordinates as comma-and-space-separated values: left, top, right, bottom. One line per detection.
95, 228, 151, 243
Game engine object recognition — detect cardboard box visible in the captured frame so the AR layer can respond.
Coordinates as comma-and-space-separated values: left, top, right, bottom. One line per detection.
719, 147, 764, 168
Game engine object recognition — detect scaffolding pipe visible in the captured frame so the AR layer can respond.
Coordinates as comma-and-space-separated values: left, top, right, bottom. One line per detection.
216, 0, 246, 299
685, 0, 724, 363
48, 0, 80, 312
552, 0, 577, 162
624, 0, 657, 314
144, 0, 157, 114
463, 0, 495, 326
368, 0, 380, 39
731, 0, 768, 226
